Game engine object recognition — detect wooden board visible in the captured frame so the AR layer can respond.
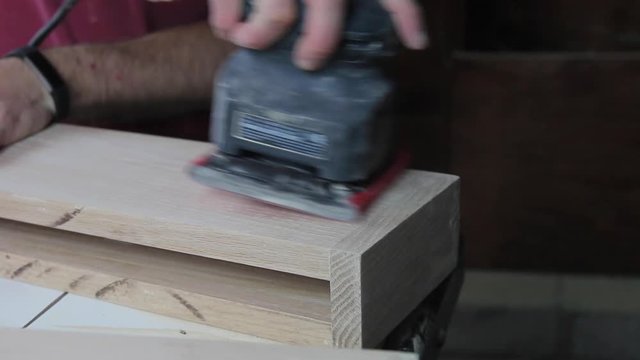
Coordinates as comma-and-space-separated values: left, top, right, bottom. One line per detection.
0, 125, 337, 280
0, 125, 460, 347
28, 293, 276, 343
0, 329, 417, 360
0, 219, 331, 345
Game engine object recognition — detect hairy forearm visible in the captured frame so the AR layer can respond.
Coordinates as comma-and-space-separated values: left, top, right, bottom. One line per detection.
45, 22, 235, 120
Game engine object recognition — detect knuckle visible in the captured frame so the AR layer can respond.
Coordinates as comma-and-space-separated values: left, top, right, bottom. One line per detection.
309, 38, 339, 57
238, 37, 263, 49
267, 1, 297, 27
268, 11, 296, 28
213, 20, 231, 33
304, 47, 334, 61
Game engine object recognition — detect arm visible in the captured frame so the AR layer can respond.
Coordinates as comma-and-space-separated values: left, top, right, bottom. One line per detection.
0, 22, 235, 147
48, 21, 235, 119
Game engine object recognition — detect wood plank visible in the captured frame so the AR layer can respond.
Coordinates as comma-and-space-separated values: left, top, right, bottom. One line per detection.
29, 293, 276, 343
451, 52, 640, 273
0, 278, 63, 328
0, 124, 347, 279
0, 329, 417, 360
0, 124, 455, 280
0, 124, 460, 347
331, 176, 460, 347
0, 219, 331, 345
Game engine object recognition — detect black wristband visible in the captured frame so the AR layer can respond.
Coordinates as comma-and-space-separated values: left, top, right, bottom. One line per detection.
4, 46, 70, 121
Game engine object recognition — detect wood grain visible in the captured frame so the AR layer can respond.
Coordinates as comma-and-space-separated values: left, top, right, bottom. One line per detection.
330, 251, 362, 347
0, 125, 347, 279
0, 124, 458, 281
0, 219, 331, 345
0, 124, 461, 347
0, 330, 418, 360
331, 174, 460, 347
27, 293, 276, 343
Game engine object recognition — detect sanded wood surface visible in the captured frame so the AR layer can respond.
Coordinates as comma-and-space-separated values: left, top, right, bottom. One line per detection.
0, 124, 460, 348
0, 219, 331, 345
29, 293, 277, 343
0, 125, 339, 279
0, 330, 417, 360
0, 125, 455, 280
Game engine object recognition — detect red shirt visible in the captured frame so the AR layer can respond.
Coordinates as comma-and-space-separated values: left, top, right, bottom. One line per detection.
1, 0, 212, 141
0, 0, 208, 54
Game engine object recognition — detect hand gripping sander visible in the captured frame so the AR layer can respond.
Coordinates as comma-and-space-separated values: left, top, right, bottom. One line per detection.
190, 0, 411, 221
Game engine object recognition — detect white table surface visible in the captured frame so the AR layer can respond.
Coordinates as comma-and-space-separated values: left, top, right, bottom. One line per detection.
0, 278, 63, 328
0, 279, 271, 343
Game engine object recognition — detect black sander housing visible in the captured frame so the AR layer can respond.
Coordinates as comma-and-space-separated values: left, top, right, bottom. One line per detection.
190, 0, 410, 221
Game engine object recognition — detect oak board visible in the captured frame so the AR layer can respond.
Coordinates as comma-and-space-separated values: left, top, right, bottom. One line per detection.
0, 124, 460, 347
0, 219, 331, 345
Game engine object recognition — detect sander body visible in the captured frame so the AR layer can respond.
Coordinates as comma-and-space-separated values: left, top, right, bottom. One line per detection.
190, 0, 410, 221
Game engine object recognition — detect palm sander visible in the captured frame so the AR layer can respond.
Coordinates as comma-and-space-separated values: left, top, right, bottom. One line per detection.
190, 0, 410, 221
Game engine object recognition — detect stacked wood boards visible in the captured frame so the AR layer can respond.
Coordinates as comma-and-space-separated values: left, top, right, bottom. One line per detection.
0, 125, 460, 348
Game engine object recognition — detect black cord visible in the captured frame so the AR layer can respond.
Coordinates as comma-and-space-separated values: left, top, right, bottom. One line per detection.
28, 0, 80, 48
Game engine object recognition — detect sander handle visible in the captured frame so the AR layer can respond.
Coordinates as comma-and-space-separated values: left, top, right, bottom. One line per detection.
242, 0, 397, 62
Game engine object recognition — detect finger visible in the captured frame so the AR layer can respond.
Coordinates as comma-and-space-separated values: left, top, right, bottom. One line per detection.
379, 0, 428, 49
209, 0, 243, 38
230, 0, 297, 49
293, 0, 346, 71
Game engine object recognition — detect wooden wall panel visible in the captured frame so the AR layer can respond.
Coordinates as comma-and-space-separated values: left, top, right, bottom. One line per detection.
465, 1, 640, 51
451, 53, 640, 273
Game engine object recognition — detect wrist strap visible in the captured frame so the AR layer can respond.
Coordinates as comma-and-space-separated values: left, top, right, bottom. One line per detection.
4, 46, 70, 121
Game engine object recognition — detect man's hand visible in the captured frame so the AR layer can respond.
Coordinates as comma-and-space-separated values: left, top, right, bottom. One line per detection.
209, 0, 427, 71
0, 58, 54, 147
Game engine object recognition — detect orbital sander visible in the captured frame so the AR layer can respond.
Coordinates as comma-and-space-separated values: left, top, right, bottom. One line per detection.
190, 0, 411, 221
